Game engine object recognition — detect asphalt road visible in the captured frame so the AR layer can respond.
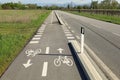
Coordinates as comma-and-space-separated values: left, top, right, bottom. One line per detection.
57, 11, 120, 78
0, 12, 81, 80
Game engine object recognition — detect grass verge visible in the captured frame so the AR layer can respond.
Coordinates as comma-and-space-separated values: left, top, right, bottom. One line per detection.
68, 11, 120, 25
0, 10, 51, 76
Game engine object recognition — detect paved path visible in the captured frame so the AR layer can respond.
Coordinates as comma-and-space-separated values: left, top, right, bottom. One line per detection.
0, 11, 81, 80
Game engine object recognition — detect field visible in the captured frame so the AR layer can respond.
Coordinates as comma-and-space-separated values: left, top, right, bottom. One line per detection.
0, 10, 50, 76
68, 11, 120, 25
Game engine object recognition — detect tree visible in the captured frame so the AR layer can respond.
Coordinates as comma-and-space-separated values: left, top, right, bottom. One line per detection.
91, 1, 98, 9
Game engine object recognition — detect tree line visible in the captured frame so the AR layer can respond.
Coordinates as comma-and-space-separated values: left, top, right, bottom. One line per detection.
0, 0, 120, 10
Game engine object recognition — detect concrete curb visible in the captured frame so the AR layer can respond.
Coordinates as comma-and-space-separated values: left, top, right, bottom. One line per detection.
54, 11, 64, 25
69, 40, 108, 80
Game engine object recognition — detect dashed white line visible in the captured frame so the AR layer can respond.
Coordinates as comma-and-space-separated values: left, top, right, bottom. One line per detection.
42, 62, 48, 77
45, 47, 50, 54
71, 30, 75, 33
66, 34, 73, 36
67, 37, 75, 39
30, 41, 39, 44
76, 36, 80, 39
64, 32, 71, 34
34, 35, 42, 37
68, 27, 71, 29
32, 37, 40, 40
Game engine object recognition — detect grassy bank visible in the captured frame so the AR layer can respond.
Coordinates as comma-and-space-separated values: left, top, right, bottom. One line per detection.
68, 11, 120, 25
0, 10, 51, 76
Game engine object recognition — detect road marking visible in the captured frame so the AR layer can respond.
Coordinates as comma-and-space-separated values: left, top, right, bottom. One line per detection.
57, 48, 64, 53
68, 27, 71, 29
42, 62, 48, 77
30, 41, 39, 44
37, 33, 43, 35
71, 30, 75, 33
64, 32, 71, 34
34, 35, 42, 37
67, 37, 75, 39
76, 36, 80, 39
32, 37, 40, 40
51, 11, 53, 24
45, 47, 50, 54
38, 31, 44, 33
23, 59, 33, 68
65, 34, 73, 36
64, 30, 69, 32
113, 32, 120, 37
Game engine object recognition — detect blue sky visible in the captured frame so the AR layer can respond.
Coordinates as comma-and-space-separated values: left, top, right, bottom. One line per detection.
0, 0, 120, 5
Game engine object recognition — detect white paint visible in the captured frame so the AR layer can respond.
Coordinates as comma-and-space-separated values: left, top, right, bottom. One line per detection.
57, 48, 64, 54
32, 37, 40, 40
68, 27, 71, 29
64, 32, 71, 34
54, 56, 73, 67
67, 37, 75, 39
26, 49, 41, 57
65, 34, 73, 37
45, 47, 50, 54
42, 62, 48, 77
81, 34, 84, 54
30, 41, 39, 44
76, 36, 80, 39
51, 11, 53, 24
23, 59, 33, 68
85, 44, 119, 80
71, 30, 75, 33
34, 35, 42, 37
113, 32, 120, 37
38, 31, 44, 33
64, 30, 69, 32
37, 33, 43, 35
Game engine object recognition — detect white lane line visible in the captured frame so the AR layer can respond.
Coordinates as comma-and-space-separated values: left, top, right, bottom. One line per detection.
45, 47, 50, 54
34, 35, 42, 37
30, 41, 39, 44
113, 32, 120, 37
76, 36, 80, 39
68, 27, 71, 29
37, 33, 43, 35
71, 30, 75, 33
64, 32, 71, 34
51, 11, 53, 24
42, 62, 48, 77
67, 37, 75, 39
32, 37, 40, 40
65, 34, 73, 36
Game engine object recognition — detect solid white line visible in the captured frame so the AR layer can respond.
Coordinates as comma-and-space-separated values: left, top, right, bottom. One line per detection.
113, 32, 120, 37
42, 62, 48, 77
30, 41, 39, 44
32, 37, 40, 40
45, 47, 50, 54
76, 36, 80, 39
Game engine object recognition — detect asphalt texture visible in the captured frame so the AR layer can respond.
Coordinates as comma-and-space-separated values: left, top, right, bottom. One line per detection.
0, 12, 81, 80
58, 11, 120, 78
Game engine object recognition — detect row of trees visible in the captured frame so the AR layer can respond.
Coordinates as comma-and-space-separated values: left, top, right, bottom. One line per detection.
91, 0, 120, 9
0, 0, 120, 10
0, 2, 37, 9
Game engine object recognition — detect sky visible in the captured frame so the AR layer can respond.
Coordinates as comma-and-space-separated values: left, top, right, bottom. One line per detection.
0, 0, 120, 6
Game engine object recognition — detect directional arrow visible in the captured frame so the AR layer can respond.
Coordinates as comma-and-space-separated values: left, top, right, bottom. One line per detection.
57, 48, 64, 54
23, 59, 33, 68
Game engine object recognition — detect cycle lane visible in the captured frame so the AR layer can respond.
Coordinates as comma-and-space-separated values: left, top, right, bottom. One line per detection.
0, 12, 81, 80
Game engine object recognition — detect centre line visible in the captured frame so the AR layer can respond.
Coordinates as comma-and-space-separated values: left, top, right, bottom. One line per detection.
46, 47, 50, 54
42, 62, 48, 77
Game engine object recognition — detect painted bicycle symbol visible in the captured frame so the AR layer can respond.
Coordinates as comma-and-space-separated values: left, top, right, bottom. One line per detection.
54, 56, 73, 67
25, 49, 41, 57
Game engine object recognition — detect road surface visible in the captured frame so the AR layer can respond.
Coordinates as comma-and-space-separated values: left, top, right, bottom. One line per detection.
58, 11, 120, 79
0, 12, 81, 80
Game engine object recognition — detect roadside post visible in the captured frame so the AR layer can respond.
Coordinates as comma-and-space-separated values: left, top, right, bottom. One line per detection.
81, 27, 85, 54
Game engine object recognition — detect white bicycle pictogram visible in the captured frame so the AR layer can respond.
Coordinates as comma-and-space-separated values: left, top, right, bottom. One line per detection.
25, 49, 41, 57
54, 56, 73, 67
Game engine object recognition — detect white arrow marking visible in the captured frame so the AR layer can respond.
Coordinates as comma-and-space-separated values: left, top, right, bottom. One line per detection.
57, 48, 64, 54
23, 59, 33, 68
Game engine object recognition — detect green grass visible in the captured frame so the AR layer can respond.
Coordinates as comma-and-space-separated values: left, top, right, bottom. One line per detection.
0, 10, 51, 76
68, 11, 120, 25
